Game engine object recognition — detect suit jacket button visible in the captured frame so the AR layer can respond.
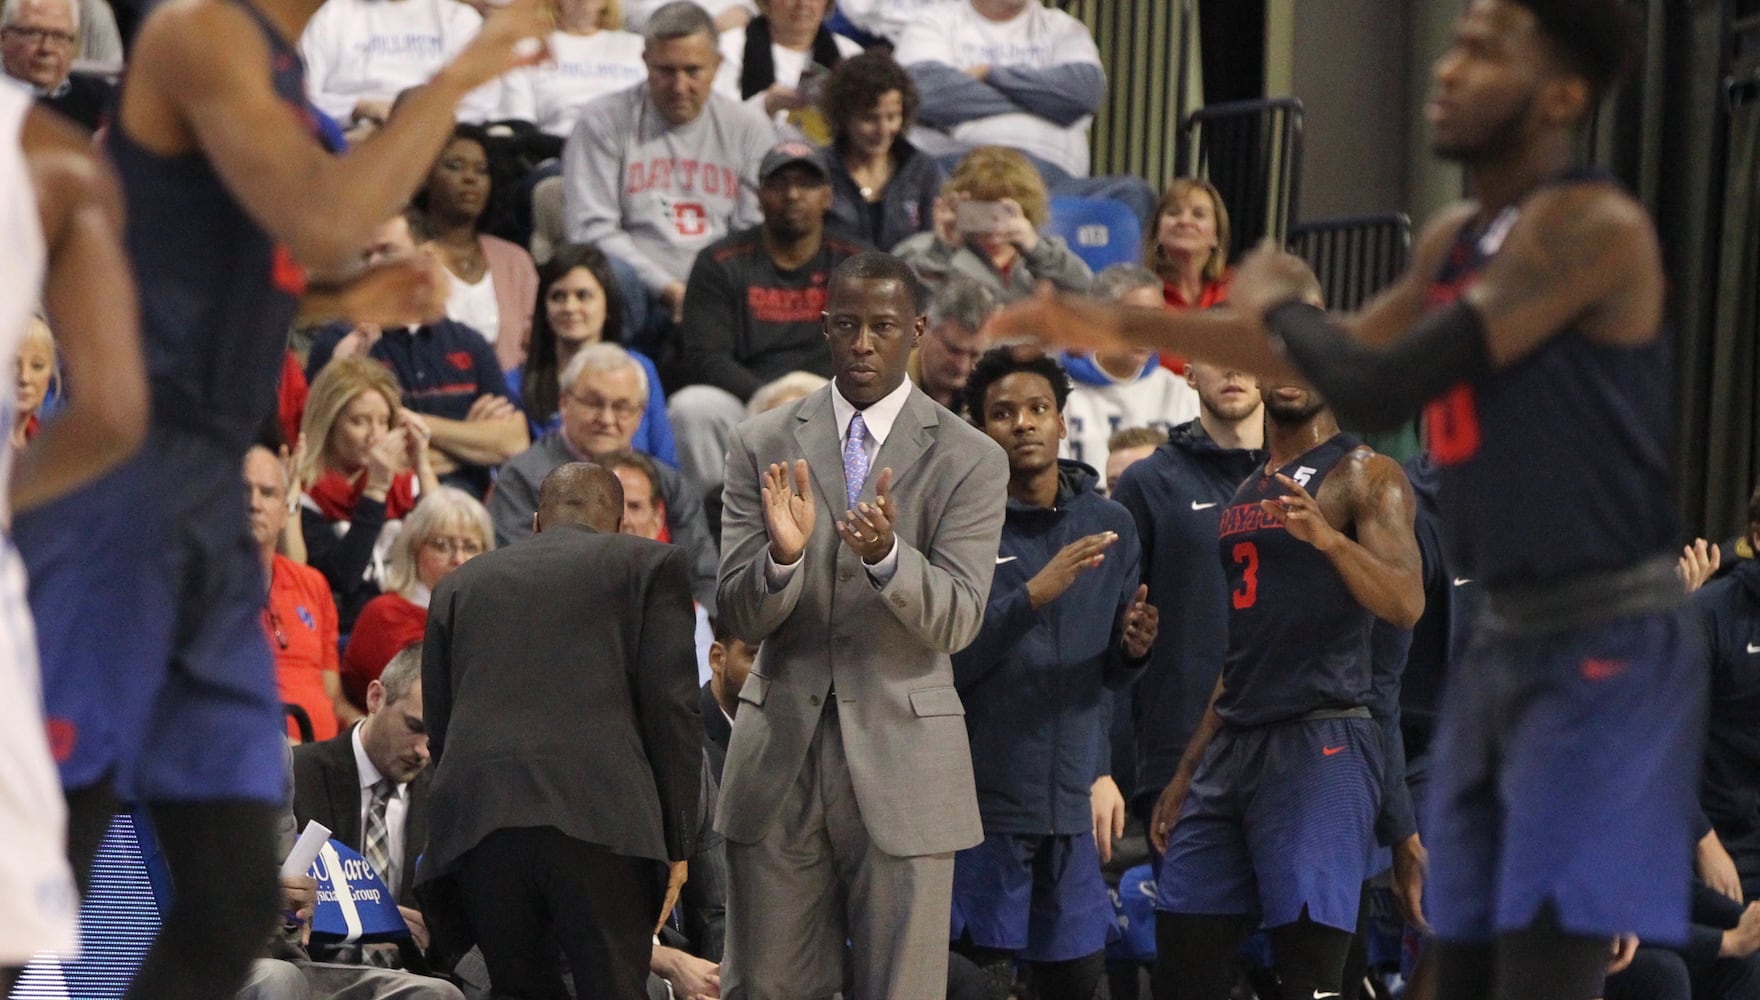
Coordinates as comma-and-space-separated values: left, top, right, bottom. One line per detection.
890, 594, 906, 608
809, 694, 821, 707
838, 571, 852, 583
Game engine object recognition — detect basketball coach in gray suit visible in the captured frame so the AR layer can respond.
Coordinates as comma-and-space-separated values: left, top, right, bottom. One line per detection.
715, 251, 1009, 999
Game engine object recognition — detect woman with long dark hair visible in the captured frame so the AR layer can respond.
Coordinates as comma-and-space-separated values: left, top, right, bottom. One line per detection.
510, 244, 677, 466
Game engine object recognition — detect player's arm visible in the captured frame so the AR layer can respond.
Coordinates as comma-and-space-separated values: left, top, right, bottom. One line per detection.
127, 0, 546, 273
1248, 187, 1661, 430
12, 108, 148, 513
1149, 673, 1225, 853
1292, 451, 1424, 628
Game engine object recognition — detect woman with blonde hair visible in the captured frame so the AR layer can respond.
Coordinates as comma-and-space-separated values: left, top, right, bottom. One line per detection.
297, 356, 438, 628
340, 486, 492, 709
893, 145, 1092, 303
1144, 177, 1232, 310
12, 317, 57, 449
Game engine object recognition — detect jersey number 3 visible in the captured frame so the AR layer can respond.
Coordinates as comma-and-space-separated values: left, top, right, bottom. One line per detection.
1231, 541, 1259, 609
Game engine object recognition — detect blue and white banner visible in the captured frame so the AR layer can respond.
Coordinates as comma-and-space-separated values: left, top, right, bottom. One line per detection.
309, 840, 409, 944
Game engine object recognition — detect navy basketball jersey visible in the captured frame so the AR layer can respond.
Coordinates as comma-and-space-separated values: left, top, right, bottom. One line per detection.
1214, 434, 1373, 726
1422, 172, 1677, 588
106, 0, 320, 450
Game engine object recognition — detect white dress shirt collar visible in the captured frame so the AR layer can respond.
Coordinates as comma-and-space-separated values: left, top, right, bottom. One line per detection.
829, 376, 914, 450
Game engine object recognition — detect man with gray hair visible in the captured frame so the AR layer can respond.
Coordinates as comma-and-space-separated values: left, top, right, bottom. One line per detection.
1059, 263, 1199, 489
488, 341, 718, 607
563, 0, 775, 338
909, 275, 998, 412
0, 0, 113, 131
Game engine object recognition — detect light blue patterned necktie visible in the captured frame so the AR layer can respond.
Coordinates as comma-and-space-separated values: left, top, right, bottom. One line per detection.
843, 411, 870, 511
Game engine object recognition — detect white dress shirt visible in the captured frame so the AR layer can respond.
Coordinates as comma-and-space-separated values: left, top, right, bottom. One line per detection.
351, 723, 409, 898
767, 378, 912, 588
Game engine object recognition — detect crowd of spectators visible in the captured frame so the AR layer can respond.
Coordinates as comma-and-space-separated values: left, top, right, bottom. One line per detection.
15, 0, 1760, 997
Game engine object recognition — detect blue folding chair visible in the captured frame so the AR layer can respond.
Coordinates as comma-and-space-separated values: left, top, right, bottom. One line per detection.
1048, 196, 1145, 274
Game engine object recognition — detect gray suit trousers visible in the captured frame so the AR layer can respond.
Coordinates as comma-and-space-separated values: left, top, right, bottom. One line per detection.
722, 703, 953, 1000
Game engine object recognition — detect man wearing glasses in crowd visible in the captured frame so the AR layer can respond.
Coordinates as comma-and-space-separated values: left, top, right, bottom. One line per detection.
0, 0, 113, 131
487, 341, 719, 609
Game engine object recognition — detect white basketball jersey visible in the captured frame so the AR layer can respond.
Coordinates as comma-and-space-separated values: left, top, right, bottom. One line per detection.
0, 84, 79, 964
0, 84, 44, 522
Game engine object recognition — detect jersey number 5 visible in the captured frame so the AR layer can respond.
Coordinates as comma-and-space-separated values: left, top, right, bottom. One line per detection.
1231, 542, 1259, 609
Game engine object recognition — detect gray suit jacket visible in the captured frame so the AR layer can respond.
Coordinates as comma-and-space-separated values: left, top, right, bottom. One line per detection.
714, 383, 1008, 856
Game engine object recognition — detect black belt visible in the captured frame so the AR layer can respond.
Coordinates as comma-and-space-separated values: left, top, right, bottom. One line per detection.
1484, 555, 1682, 636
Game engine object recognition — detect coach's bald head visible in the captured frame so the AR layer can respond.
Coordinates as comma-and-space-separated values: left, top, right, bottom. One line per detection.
534, 462, 623, 535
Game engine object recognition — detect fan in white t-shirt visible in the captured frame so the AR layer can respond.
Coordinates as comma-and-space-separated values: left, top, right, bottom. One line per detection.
893, 0, 1103, 179
300, 0, 501, 129
712, 0, 859, 139
498, 0, 646, 137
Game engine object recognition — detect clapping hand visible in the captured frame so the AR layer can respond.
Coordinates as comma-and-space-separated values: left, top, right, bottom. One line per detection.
762, 460, 815, 565
835, 468, 896, 563
1121, 584, 1157, 659
1230, 238, 1323, 318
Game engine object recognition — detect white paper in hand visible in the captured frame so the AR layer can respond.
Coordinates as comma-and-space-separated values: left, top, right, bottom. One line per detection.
280, 820, 332, 879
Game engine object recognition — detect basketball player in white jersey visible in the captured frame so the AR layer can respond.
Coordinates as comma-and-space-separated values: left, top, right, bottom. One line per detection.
0, 88, 148, 992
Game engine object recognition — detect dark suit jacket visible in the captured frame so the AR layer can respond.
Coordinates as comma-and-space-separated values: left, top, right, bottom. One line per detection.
701, 682, 731, 787
292, 725, 431, 904
421, 523, 701, 880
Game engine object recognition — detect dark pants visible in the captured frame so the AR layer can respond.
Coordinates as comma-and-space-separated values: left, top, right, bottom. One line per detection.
456, 827, 661, 1000
65, 786, 280, 1000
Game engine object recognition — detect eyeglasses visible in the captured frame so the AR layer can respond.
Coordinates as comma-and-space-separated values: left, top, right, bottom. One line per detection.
424, 536, 485, 558
263, 606, 289, 651
2, 26, 78, 48
566, 392, 643, 421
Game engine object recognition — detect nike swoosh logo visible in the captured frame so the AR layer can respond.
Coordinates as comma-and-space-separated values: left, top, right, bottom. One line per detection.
1322, 745, 1345, 757
1191, 501, 1217, 510
1747, 642, 1760, 655
996, 556, 1017, 564
1453, 577, 1473, 586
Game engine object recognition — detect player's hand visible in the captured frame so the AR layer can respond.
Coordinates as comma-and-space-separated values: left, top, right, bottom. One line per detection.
1261, 473, 1342, 553
1606, 934, 1640, 975
337, 252, 450, 326
762, 460, 815, 566
1392, 833, 1432, 934
1090, 775, 1127, 864
656, 860, 688, 935
1025, 531, 1117, 610
1229, 239, 1322, 318
1698, 829, 1745, 904
1121, 584, 1158, 659
836, 467, 896, 564
1678, 538, 1721, 594
398, 905, 431, 951
442, 0, 550, 91
985, 282, 1131, 354
1149, 770, 1191, 856
280, 875, 316, 946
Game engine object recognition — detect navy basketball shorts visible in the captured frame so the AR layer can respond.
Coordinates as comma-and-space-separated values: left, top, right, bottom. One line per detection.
1425, 608, 1705, 945
951, 831, 1114, 962
14, 428, 286, 804
1157, 715, 1383, 932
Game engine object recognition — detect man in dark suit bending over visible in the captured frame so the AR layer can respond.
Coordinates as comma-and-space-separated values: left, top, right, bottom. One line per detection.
419, 462, 702, 1000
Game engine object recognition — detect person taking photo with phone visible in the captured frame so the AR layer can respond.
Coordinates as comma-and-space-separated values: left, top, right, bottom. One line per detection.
895, 145, 1092, 303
